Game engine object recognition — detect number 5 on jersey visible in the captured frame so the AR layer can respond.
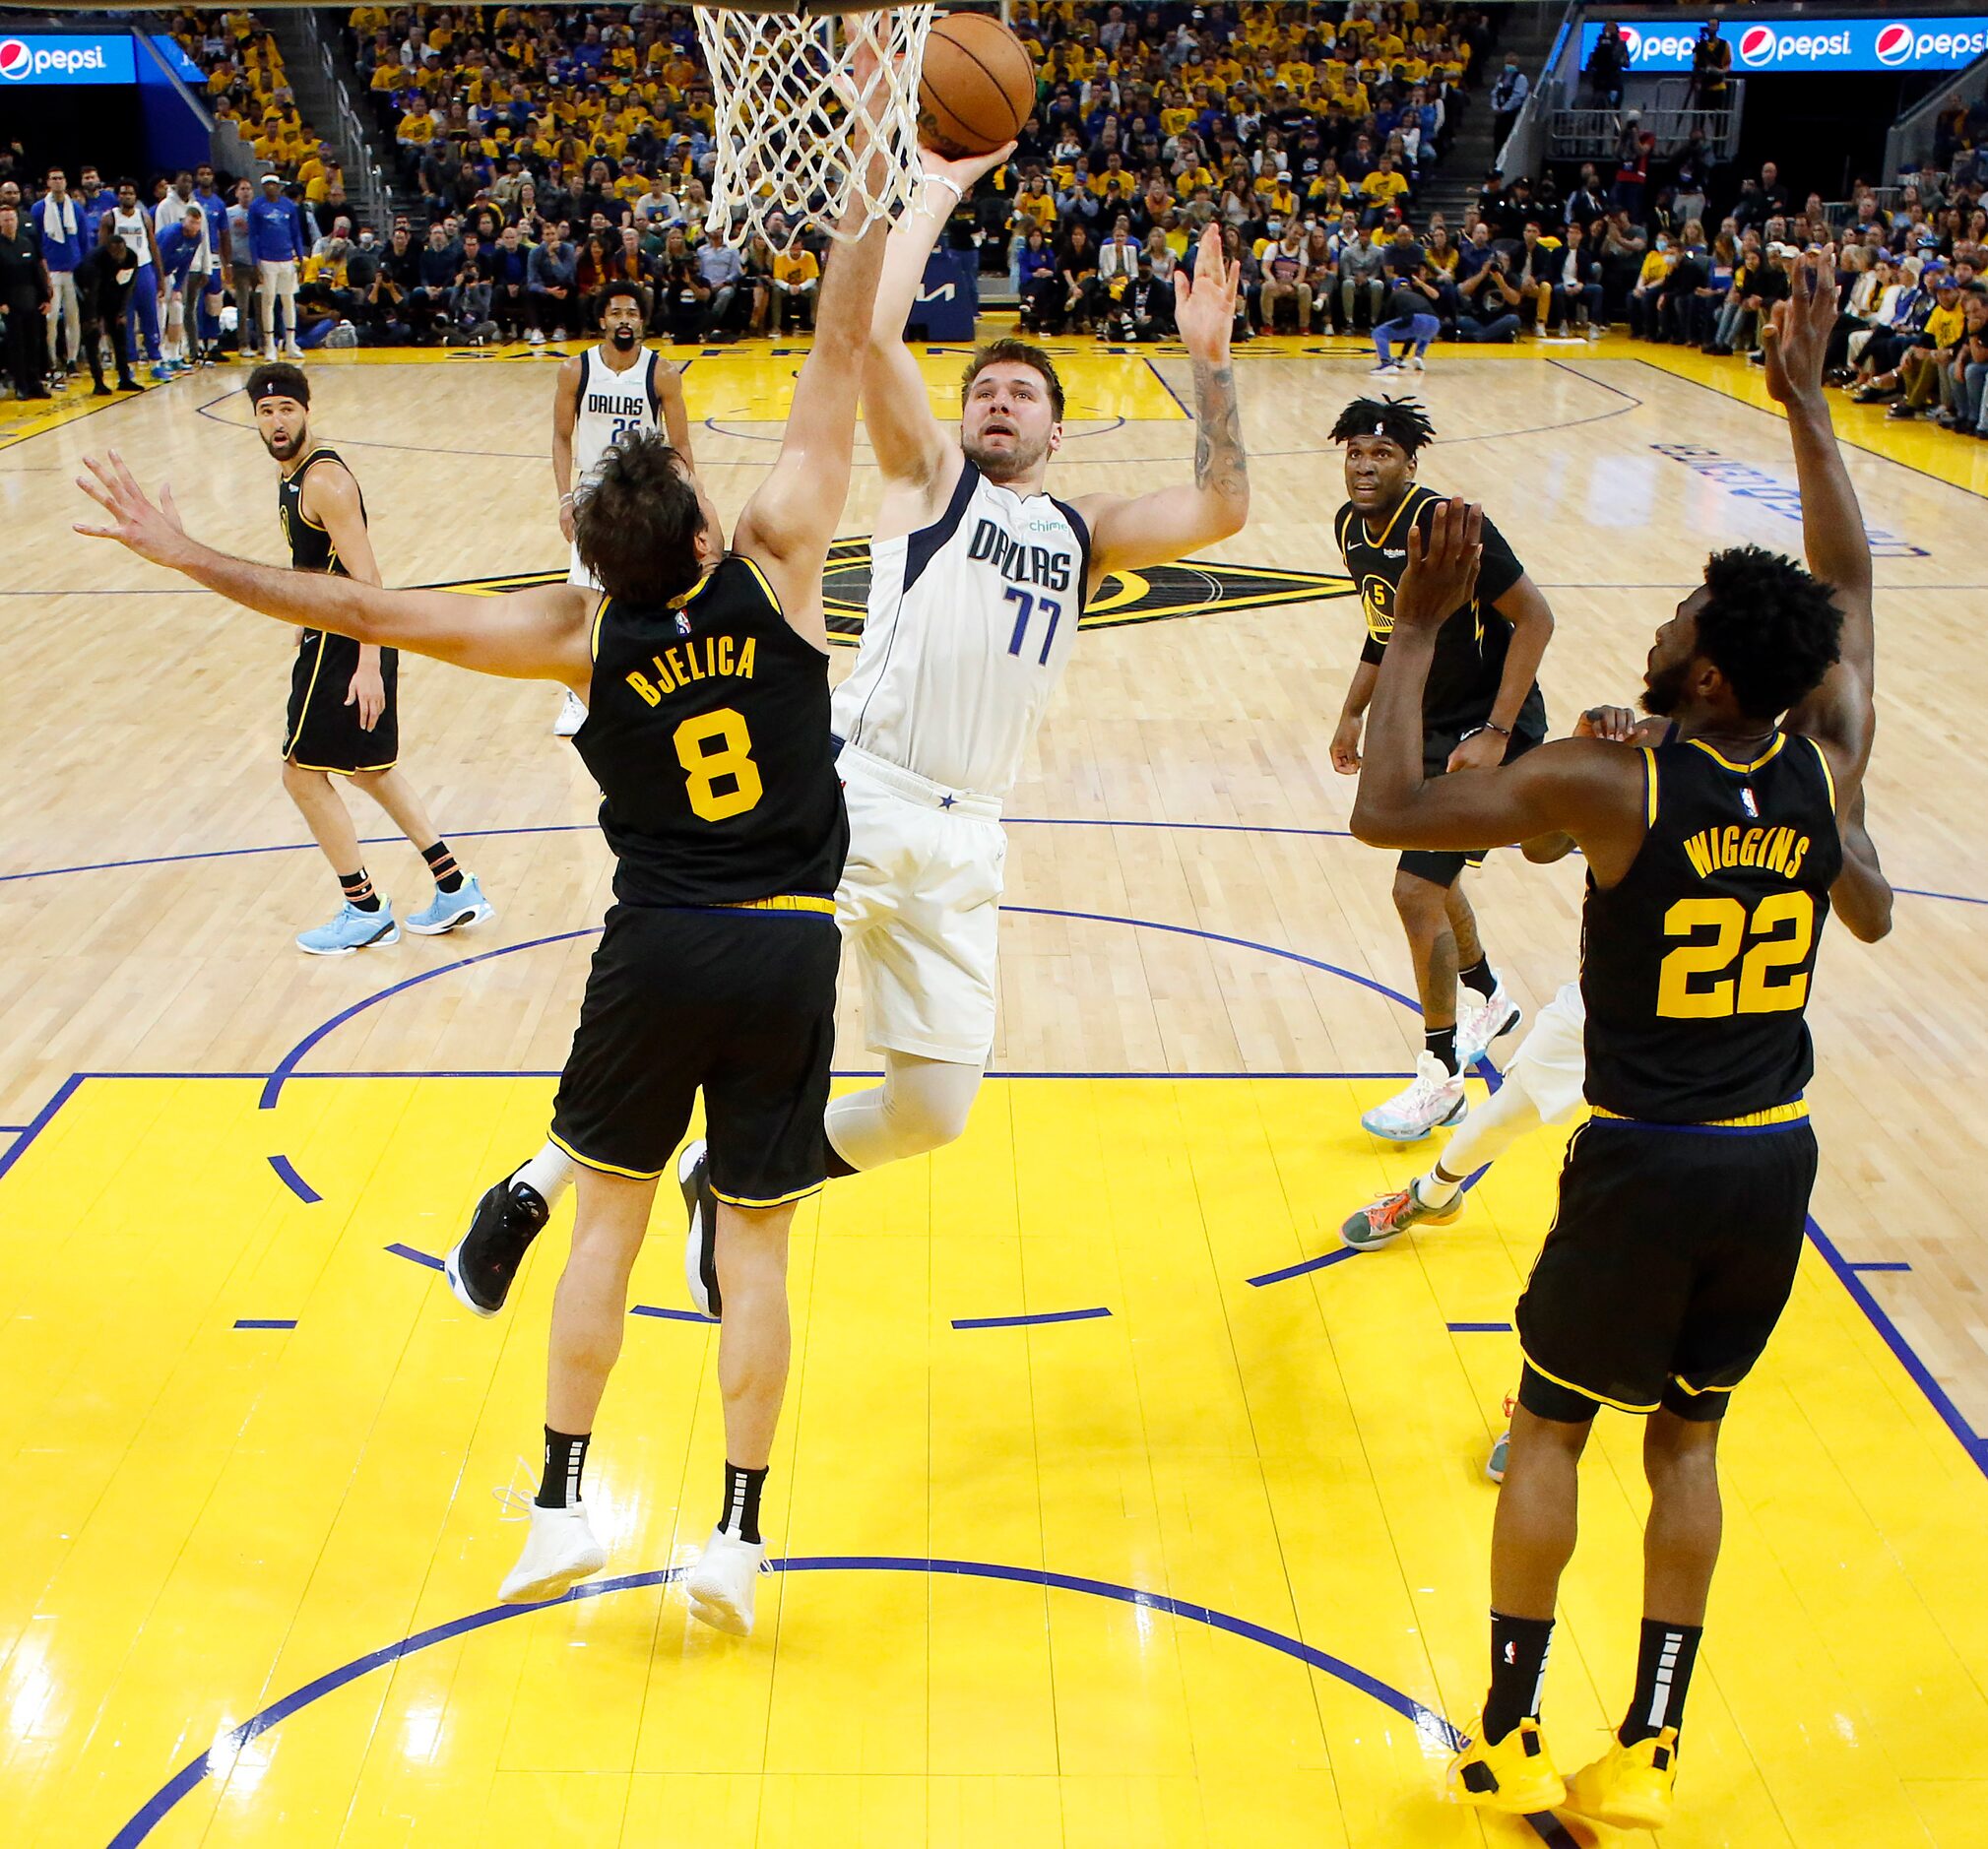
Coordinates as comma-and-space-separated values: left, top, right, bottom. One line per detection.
673, 707, 763, 821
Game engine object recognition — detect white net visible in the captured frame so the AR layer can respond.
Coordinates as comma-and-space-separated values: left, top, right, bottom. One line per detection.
693, 4, 937, 249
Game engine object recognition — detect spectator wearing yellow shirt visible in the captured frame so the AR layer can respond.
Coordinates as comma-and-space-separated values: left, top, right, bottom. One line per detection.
770, 240, 818, 332
1360, 156, 1411, 225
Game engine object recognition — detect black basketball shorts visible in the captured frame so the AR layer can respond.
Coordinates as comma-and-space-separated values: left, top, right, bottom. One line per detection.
1396, 723, 1544, 888
1516, 1113, 1819, 1423
549, 900, 840, 1208
284, 630, 400, 774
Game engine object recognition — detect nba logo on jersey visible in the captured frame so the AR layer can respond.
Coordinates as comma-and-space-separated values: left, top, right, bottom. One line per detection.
674, 611, 693, 637
1741, 787, 1760, 818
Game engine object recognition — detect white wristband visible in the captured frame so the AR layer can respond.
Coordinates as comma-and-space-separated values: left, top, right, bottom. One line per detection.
919, 173, 966, 218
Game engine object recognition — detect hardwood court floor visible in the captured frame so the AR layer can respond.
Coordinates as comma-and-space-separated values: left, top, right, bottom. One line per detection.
1, 332, 1985, 1846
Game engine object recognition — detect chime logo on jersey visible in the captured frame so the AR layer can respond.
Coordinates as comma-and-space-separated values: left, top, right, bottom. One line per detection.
420, 549, 1357, 645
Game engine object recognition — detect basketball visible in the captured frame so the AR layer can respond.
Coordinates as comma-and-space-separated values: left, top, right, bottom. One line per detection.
917, 12, 1036, 159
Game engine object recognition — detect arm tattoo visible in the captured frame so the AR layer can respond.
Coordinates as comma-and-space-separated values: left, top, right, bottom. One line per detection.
1190, 359, 1249, 503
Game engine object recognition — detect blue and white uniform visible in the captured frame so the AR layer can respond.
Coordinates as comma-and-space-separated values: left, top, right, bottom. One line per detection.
831, 460, 1090, 1061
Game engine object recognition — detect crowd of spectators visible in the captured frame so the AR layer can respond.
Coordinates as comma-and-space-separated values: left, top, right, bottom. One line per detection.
324, 0, 1500, 346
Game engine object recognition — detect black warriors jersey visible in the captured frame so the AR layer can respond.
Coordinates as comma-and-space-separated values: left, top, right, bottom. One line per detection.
1335, 484, 1547, 738
1582, 732, 1843, 1123
575, 556, 849, 908
279, 448, 362, 576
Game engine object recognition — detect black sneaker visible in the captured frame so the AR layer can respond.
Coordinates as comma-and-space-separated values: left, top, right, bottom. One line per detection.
678, 1139, 720, 1318
444, 1168, 548, 1317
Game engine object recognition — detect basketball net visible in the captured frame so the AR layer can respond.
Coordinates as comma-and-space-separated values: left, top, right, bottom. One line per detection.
694, 5, 937, 248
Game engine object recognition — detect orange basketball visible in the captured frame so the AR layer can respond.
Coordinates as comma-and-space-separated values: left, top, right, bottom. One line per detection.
917, 12, 1037, 159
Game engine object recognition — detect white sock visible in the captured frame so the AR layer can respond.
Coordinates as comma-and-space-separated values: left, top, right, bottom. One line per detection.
517, 1140, 577, 1209
1418, 1074, 1544, 1205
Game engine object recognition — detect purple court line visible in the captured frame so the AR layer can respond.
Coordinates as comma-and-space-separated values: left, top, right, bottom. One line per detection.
4, 822, 1983, 913
630, 1305, 718, 1325
266, 1155, 320, 1204
1849, 1261, 1912, 1273
1447, 1322, 1514, 1334
382, 1243, 443, 1274
1250, 1245, 1363, 1289
952, 1307, 1112, 1331
103, 1555, 1511, 1849
258, 908, 1422, 1110
256, 927, 599, 1110
232, 1319, 296, 1331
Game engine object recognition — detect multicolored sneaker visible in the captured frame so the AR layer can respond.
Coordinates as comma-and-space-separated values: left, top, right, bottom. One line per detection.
1565, 1727, 1680, 1829
1340, 1177, 1463, 1250
1447, 1714, 1567, 1814
406, 874, 494, 936
1360, 1053, 1467, 1142
1487, 1392, 1516, 1484
295, 900, 398, 956
1456, 981, 1522, 1068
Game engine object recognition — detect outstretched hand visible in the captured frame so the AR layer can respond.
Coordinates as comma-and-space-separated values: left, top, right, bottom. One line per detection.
920, 140, 1018, 194
1763, 243, 1836, 406
1394, 496, 1481, 637
73, 451, 196, 570
1174, 223, 1241, 362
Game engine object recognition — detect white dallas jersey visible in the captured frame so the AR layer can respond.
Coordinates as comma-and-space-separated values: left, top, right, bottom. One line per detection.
572, 346, 662, 484
109, 205, 155, 271
834, 461, 1090, 797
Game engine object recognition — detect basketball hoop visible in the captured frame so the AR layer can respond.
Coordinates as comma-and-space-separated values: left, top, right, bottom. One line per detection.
691, 2, 937, 248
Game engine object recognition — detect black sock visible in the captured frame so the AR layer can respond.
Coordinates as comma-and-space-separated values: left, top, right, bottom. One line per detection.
536, 1427, 590, 1509
1459, 954, 1497, 999
1484, 1611, 1556, 1741
340, 868, 381, 913
1620, 1619, 1701, 1745
421, 840, 465, 894
1425, 1024, 1459, 1075
720, 1461, 768, 1545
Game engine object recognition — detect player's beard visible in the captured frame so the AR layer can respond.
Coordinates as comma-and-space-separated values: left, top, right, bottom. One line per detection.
262, 424, 305, 463
964, 427, 1052, 483
1642, 656, 1690, 717
609, 324, 638, 351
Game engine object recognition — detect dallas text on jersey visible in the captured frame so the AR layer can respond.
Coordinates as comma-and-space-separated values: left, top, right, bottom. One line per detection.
966, 517, 1075, 593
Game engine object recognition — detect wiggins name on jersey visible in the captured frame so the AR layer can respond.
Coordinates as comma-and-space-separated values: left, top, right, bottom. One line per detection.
574, 555, 848, 909
1581, 731, 1843, 1125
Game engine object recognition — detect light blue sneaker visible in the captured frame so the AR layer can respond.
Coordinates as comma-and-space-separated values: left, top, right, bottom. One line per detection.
150, 361, 172, 384
406, 874, 494, 936
296, 900, 399, 956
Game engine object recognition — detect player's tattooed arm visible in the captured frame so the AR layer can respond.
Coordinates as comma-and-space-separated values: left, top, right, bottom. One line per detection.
1190, 356, 1250, 509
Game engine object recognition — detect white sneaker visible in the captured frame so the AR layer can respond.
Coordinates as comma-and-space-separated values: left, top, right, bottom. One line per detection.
527, 326, 545, 346
1361, 1052, 1467, 1143
553, 689, 588, 737
678, 1138, 719, 1318
498, 1499, 609, 1603
684, 1524, 769, 1636
283, 342, 305, 362
1456, 982, 1522, 1068
1370, 359, 1403, 375
1406, 352, 1426, 370
552, 326, 568, 343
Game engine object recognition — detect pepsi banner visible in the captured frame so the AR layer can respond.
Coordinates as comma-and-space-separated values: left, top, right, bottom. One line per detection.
1577, 17, 1988, 74
0, 32, 139, 84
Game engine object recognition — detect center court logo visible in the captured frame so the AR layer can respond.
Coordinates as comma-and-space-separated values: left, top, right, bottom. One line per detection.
421, 547, 1356, 641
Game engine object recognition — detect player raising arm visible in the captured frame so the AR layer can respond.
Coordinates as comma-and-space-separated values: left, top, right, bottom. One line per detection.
1349, 250, 1878, 1832
75, 96, 896, 1635
796, 151, 1250, 1215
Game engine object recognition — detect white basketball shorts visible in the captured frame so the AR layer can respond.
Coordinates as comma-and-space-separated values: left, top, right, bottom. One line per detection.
1505, 981, 1586, 1125
836, 743, 1007, 1063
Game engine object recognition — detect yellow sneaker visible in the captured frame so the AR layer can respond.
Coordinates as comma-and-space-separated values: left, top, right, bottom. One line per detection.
1446, 1714, 1567, 1814
1564, 1727, 1680, 1829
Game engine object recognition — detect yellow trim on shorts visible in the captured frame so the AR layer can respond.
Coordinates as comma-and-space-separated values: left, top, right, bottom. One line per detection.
1521, 1346, 1660, 1417
711, 1180, 823, 1209
545, 1128, 667, 1181
717, 893, 837, 916
1590, 1100, 1809, 1128
1640, 744, 1658, 828
1668, 1373, 1730, 1398
287, 758, 398, 776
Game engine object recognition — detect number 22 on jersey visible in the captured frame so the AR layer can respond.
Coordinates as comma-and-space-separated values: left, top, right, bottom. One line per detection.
1656, 891, 1815, 1019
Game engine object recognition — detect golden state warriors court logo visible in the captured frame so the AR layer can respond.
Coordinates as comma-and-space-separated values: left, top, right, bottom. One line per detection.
425, 546, 1353, 643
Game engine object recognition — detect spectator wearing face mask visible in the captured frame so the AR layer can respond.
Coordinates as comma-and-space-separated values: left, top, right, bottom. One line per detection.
1626, 233, 1677, 340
